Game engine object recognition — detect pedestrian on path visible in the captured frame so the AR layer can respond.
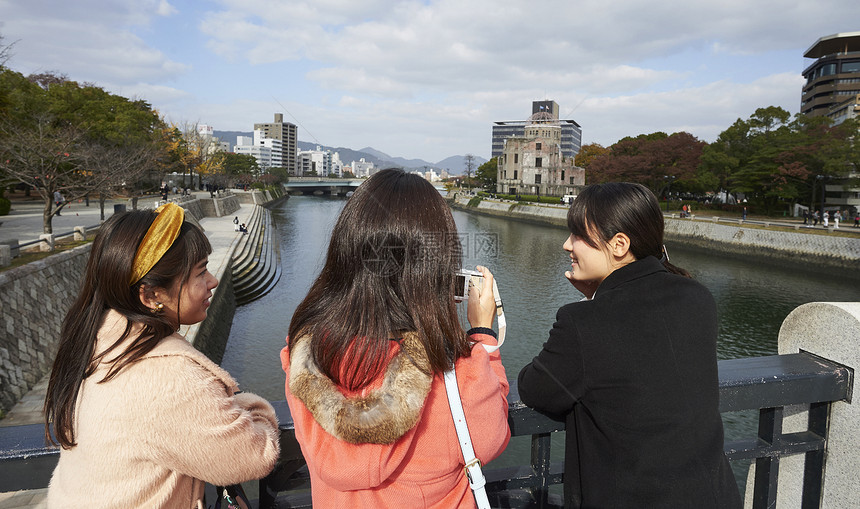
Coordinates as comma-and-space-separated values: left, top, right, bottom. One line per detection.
44, 203, 279, 508
53, 190, 65, 216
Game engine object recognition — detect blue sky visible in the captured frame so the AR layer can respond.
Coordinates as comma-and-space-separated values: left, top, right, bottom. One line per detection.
1, 0, 858, 165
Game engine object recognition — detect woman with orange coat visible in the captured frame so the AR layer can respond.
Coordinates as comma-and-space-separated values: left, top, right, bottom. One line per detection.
281, 169, 510, 508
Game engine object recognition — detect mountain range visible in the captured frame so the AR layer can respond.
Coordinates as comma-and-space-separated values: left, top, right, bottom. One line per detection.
213, 130, 486, 174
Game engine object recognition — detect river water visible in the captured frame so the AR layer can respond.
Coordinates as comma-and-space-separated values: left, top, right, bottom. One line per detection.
222, 195, 859, 490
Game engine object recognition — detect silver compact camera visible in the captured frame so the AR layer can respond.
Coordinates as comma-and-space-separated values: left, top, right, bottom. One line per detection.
454, 269, 483, 303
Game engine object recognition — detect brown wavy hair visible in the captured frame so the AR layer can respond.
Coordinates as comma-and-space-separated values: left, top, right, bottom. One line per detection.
44, 208, 211, 448
288, 168, 470, 391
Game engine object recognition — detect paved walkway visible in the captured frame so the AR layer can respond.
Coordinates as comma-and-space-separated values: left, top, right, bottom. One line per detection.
0, 191, 257, 507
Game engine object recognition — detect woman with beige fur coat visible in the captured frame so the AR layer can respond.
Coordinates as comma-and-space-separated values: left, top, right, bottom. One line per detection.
44, 204, 280, 508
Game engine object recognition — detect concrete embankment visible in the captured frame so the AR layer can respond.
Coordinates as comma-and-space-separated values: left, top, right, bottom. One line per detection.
448, 195, 860, 277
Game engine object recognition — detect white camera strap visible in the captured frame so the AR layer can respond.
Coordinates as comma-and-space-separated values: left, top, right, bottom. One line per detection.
481, 278, 505, 353
443, 365, 492, 509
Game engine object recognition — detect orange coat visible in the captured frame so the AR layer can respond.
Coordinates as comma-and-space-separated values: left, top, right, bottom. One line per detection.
281, 331, 510, 508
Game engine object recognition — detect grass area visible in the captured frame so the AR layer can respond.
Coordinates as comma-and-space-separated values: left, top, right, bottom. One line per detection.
1, 237, 93, 273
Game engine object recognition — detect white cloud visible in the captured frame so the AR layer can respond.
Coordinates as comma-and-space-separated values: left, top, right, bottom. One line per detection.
575, 72, 806, 146
157, 0, 178, 17
0, 1, 188, 85
1, 0, 858, 162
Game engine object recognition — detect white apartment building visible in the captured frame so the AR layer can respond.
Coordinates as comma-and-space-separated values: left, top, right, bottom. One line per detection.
351, 158, 375, 178
297, 146, 334, 176
254, 129, 284, 168
233, 130, 283, 171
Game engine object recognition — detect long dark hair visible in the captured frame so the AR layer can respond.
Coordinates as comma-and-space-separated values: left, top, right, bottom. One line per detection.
288, 168, 470, 391
567, 182, 690, 277
44, 208, 211, 448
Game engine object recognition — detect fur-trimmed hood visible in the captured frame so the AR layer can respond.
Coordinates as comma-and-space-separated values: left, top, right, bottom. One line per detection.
288, 333, 433, 444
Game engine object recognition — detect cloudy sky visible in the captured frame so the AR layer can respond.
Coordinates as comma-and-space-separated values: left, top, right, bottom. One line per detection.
1, 0, 858, 164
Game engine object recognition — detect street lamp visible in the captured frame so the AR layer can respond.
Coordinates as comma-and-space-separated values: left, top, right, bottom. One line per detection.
815, 175, 826, 216
663, 175, 676, 212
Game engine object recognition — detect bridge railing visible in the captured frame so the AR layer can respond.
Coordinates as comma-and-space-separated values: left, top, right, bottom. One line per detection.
256, 351, 852, 508
0, 352, 852, 508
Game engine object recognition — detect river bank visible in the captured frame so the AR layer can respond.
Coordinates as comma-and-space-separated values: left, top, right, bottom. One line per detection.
448, 194, 860, 278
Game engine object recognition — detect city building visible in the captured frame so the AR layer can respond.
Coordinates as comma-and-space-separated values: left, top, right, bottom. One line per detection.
801, 32, 860, 119
496, 110, 585, 197
801, 32, 860, 216
491, 100, 582, 159
297, 146, 334, 176
255, 113, 298, 174
234, 132, 275, 170
351, 158, 375, 178
826, 93, 860, 125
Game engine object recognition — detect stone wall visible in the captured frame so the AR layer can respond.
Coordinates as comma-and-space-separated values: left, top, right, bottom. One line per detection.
0, 244, 91, 415
663, 219, 860, 274
450, 195, 860, 274
197, 193, 240, 219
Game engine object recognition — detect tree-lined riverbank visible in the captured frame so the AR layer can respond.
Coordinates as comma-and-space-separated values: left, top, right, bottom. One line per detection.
448, 194, 860, 278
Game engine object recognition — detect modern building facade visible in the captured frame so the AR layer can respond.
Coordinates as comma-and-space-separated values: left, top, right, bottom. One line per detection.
297, 146, 335, 176
491, 100, 582, 159
496, 111, 585, 197
351, 158, 375, 178
802, 32, 860, 216
234, 132, 276, 169
826, 93, 860, 125
254, 113, 298, 174
801, 32, 860, 119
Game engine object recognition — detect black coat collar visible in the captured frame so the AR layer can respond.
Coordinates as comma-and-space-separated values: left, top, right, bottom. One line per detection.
596, 256, 667, 296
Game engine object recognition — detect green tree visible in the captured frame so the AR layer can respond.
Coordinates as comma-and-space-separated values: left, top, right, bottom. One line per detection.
474, 157, 498, 191
223, 152, 261, 177
0, 69, 168, 232
266, 166, 290, 184
698, 106, 857, 214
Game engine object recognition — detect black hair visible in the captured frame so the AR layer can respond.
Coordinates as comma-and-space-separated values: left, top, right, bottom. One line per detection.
567, 182, 690, 277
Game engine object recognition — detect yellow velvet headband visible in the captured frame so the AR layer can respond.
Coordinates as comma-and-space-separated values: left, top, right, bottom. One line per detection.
129, 203, 184, 285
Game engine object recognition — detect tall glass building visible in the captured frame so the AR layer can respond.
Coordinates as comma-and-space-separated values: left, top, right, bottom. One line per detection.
801, 32, 860, 121
491, 101, 582, 159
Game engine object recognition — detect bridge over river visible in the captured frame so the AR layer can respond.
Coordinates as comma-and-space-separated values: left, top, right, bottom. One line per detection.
282, 176, 363, 196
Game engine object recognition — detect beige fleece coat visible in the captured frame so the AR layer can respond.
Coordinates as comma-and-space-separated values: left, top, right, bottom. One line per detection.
47, 309, 280, 509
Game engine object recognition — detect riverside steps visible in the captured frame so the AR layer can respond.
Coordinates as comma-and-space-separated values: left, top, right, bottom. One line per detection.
0, 303, 857, 508
449, 194, 860, 277
231, 203, 283, 305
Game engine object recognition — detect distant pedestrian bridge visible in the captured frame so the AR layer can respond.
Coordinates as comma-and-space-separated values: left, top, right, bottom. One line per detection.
283, 177, 364, 196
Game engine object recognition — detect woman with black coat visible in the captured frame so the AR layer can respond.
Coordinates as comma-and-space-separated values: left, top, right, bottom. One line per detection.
517, 182, 742, 508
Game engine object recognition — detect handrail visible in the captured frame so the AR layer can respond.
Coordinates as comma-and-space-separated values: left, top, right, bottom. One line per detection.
15, 224, 102, 250
0, 352, 852, 508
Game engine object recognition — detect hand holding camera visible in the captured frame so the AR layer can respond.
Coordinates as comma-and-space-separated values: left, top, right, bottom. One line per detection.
454, 266, 497, 330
